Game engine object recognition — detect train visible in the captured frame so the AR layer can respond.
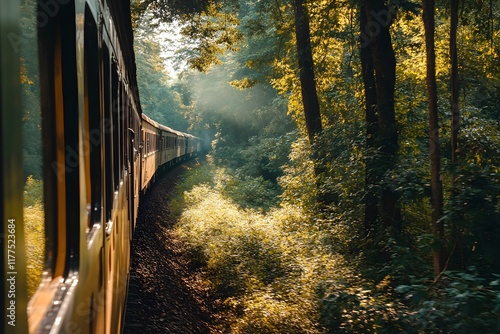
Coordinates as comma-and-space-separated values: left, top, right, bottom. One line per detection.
1, 0, 202, 333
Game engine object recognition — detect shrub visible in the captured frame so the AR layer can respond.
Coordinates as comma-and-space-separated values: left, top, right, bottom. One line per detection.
174, 167, 349, 332
396, 270, 500, 333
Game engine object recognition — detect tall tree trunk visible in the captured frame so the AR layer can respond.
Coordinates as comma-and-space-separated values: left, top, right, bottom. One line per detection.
449, 0, 461, 270
450, 0, 460, 167
294, 0, 332, 206
293, 0, 322, 144
423, 0, 445, 277
360, 2, 379, 233
362, 0, 401, 231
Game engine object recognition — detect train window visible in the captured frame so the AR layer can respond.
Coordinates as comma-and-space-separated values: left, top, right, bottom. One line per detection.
120, 86, 126, 173
112, 60, 120, 189
122, 90, 128, 170
59, 0, 80, 272
103, 45, 113, 221
84, 4, 101, 230
21, 0, 44, 300
32, 0, 79, 292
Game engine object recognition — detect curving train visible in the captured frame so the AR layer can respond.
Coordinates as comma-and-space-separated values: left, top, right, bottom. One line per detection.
1, 0, 202, 333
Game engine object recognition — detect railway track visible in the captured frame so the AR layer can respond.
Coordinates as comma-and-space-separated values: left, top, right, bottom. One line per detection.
123, 160, 218, 334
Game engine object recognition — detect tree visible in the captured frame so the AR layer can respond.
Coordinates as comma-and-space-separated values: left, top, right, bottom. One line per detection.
422, 0, 445, 276
292, 0, 337, 207
131, 0, 213, 23
134, 26, 188, 131
450, 0, 459, 168
292, 0, 322, 145
360, 0, 401, 233
360, 2, 379, 233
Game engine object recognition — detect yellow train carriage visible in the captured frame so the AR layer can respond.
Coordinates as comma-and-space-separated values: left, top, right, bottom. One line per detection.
140, 113, 160, 191
1, 1, 202, 333
1, 0, 141, 333
158, 124, 178, 167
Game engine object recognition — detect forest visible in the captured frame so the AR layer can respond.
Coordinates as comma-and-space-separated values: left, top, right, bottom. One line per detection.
20, 0, 500, 332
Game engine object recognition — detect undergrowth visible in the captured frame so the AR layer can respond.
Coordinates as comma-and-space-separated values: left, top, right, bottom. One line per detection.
172, 159, 500, 333
172, 163, 417, 333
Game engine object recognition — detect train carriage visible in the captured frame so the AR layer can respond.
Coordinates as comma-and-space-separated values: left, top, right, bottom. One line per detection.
0, 0, 202, 333
158, 124, 178, 167
26, 1, 137, 333
140, 113, 160, 191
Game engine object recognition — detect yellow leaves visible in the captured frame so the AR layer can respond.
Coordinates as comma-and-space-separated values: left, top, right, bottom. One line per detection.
174, 165, 352, 332
20, 63, 34, 85
21, 74, 34, 85
229, 77, 256, 89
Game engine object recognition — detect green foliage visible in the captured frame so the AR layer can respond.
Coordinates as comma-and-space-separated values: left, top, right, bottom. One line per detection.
176, 182, 288, 295
174, 166, 350, 333
396, 270, 500, 333
134, 28, 189, 131
24, 175, 43, 207
169, 163, 216, 217
240, 133, 297, 183
279, 137, 317, 210
221, 174, 281, 211
131, 0, 215, 25
227, 290, 318, 334
23, 176, 45, 300
141, 0, 500, 331
181, 3, 243, 72
319, 276, 413, 333
20, 0, 42, 179
444, 163, 500, 273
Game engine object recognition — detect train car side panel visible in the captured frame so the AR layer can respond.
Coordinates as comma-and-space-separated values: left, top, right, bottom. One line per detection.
140, 114, 159, 190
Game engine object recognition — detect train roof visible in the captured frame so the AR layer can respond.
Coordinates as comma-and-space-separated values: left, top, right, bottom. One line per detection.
141, 113, 189, 137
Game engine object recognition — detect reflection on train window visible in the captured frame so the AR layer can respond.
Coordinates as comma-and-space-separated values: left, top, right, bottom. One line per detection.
103, 44, 113, 221
112, 60, 120, 188
20, 0, 45, 300
84, 4, 101, 230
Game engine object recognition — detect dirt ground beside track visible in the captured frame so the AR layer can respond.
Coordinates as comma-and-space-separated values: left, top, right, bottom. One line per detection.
123, 159, 221, 334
